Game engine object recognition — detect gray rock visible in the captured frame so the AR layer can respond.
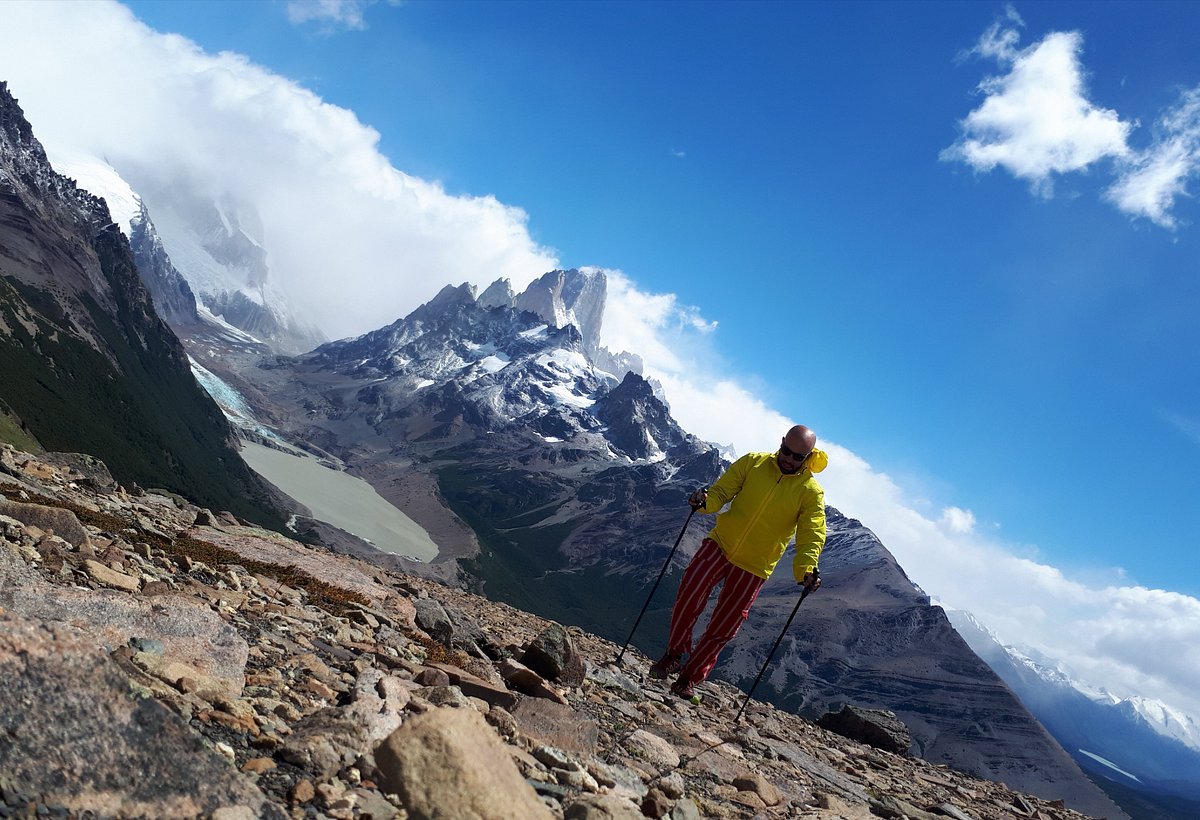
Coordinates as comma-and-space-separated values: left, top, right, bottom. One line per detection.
511, 697, 600, 755
0, 498, 89, 547
2, 584, 248, 700
564, 793, 646, 819
521, 622, 586, 686
39, 452, 117, 492
280, 669, 406, 778
586, 662, 644, 699
817, 704, 912, 755
414, 597, 453, 643
0, 610, 279, 818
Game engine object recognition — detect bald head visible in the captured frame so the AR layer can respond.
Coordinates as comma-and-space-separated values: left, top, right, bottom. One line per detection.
785, 425, 816, 452
777, 425, 817, 474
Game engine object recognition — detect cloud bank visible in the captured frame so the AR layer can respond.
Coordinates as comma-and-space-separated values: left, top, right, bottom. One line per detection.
944, 14, 1200, 228
3, 0, 1198, 725
0, 0, 557, 340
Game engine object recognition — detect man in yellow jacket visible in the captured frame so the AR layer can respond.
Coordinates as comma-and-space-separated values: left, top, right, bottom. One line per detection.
650, 425, 828, 700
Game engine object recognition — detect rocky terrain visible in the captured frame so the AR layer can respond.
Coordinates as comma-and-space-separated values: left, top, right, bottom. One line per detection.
0, 443, 1115, 820
199, 271, 1121, 817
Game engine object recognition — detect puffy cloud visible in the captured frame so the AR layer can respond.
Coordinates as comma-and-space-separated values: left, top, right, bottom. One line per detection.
0, 0, 557, 340
939, 506, 977, 534
1107, 87, 1200, 227
943, 22, 1132, 194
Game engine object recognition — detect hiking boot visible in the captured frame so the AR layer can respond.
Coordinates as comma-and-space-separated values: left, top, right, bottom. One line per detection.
649, 652, 683, 680
670, 676, 701, 704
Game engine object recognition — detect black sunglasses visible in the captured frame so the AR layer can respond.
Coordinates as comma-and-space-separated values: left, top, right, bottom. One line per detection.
779, 443, 812, 461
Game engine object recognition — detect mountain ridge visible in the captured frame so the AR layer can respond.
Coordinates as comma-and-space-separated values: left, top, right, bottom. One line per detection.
0, 81, 284, 526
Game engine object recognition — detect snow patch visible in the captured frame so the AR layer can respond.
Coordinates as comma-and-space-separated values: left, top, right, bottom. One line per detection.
478, 353, 511, 373
1077, 750, 1141, 782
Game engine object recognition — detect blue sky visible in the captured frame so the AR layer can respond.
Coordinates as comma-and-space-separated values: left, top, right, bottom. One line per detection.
122, 0, 1197, 591
2, 0, 1198, 719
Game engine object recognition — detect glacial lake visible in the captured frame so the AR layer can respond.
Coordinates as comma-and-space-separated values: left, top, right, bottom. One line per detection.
239, 441, 438, 561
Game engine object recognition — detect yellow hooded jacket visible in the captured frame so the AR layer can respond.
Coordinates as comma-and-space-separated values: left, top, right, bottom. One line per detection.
698, 449, 828, 581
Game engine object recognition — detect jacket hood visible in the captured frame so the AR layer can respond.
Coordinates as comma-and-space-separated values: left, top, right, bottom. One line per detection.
807, 448, 829, 474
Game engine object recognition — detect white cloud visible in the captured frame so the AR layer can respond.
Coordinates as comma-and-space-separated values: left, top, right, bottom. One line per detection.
939, 506, 977, 534
286, 0, 369, 31
943, 23, 1132, 195
0, 0, 556, 340
1107, 87, 1200, 227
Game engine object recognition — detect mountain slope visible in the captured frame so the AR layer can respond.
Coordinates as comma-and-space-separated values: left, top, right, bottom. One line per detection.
0, 81, 283, 525
47, 150, 325, 354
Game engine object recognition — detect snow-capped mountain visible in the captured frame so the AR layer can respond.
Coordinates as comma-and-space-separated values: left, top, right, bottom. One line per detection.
193, 270, 1124, 818
947, 607, 1200, 814
0, 81, 282, 525
46, 150, 325, 354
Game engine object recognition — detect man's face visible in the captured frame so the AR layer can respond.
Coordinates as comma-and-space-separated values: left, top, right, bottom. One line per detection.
776, 437, 812, 474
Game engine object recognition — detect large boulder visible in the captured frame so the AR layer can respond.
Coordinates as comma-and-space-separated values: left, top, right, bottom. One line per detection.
375, 707, 553, 819
4, 585, 248, 700
817, 704, 912, 755
0, 498, 89, 547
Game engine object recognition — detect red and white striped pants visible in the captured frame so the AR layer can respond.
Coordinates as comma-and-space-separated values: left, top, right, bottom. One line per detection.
667, 538, 765, 685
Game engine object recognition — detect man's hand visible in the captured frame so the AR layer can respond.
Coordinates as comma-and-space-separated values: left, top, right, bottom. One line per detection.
688, 487, 708, 510
801, 569, 821, 594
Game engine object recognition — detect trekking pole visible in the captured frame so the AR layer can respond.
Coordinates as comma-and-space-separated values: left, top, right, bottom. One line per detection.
732, 579, 817, 724
614, 505, 697, 666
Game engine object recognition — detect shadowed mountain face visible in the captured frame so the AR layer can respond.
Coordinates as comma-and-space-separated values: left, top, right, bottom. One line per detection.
203, 273, 1123, 818
0, 82, 283, 526
949, 607, 1200, 818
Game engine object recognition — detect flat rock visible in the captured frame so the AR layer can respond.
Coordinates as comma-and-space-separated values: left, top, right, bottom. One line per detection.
511, 697, 600, 755
84, 559, 140, 592
185, 524, 395, 605
4, 585, 248, 699
426, 660, 519, 710
0, 498, 89, 547
622, 729, 681, 769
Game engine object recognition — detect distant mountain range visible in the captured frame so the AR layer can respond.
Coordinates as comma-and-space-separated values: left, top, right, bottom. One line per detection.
12, 73, 1199, 819
948, 608, 1200, 818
